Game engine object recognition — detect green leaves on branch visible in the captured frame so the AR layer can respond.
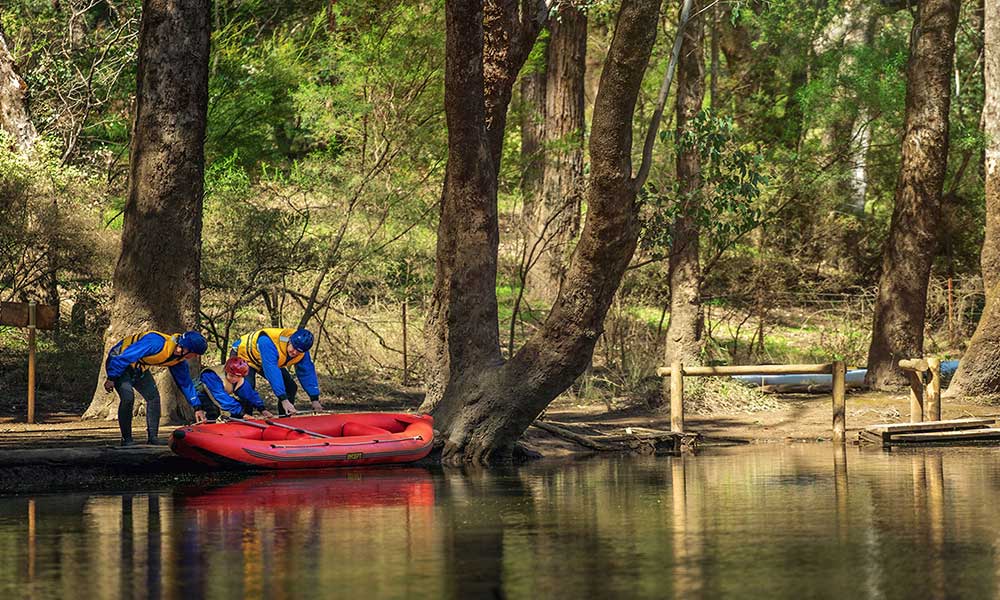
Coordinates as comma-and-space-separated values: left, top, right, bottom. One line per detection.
640, 110, 766, 253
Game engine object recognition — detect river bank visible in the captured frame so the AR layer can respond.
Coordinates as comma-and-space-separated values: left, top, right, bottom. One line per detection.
2, 389, 999, 494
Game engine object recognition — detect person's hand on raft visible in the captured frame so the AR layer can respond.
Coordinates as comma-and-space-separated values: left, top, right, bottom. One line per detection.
281, 399, 297, 415
103, 379, 114, 393
260, 409, 274, 419
194, 409, 207, 423
311, 399, 323, 413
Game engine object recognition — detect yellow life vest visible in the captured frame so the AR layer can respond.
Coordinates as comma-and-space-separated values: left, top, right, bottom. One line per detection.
118, 331, 185, 371
236, 328, 305, 371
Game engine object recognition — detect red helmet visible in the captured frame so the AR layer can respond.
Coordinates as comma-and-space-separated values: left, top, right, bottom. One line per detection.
224, 357, 250, 377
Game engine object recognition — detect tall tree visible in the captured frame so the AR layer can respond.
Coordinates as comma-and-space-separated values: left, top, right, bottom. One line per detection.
864, 0, 960, 389
663, 0, 705, 365
815, 1, 877, 214
945, 0, 999, 397
520, 43, 547, 266
526, 2, 587, 303
422, 0, 663, 463
0, 23, 38, 152
83, 0, 210, 423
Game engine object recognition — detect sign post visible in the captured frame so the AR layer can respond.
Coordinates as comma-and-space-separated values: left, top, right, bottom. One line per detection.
0, 301, 58, 424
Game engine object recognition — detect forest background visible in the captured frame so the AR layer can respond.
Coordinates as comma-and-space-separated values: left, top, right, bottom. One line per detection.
0, 0, 991, 436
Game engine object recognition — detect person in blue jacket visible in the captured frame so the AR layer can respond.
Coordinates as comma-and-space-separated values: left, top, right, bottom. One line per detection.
231, 327, 323, 416
196, 357, 274, 421
103, 330, 208, 446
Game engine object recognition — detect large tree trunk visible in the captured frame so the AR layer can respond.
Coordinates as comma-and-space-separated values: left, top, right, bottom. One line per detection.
0, 23, 38, 152
865, 0, 959, 389
424, 0, 545, 410
422, 0, 662, 464
663, 0, 705, 366
525, 4, 587, 303
945, 0, 999, 397
83, 0, 210, 423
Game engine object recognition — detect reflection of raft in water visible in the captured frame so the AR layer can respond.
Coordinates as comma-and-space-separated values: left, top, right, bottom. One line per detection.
170, 413, 434, 469
730, 360, 960, 393
180, 467, 436, 510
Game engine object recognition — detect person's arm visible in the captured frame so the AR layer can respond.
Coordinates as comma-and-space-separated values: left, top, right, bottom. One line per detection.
294, 352, 323, 410
236, 381, 266, 411
202, 371, 244, 416
256, 336, 287, 398
257, 336, 296, 413
168, 361, 201, 409
106, 334, 164, 380
236, 382, 273, 418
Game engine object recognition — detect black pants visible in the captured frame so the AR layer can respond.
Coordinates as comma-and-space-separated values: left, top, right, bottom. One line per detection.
113, 368, 160, 442
246, 367, 297, 416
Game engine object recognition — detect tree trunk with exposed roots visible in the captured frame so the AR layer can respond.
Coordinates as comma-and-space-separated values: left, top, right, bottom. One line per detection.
421, 0, 662, 464
83, 0, 210, 424
864, 0, 959, 389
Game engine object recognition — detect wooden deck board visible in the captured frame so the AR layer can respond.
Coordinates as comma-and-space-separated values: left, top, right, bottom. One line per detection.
865, 417, 996, 435
891, 428, 1000, 442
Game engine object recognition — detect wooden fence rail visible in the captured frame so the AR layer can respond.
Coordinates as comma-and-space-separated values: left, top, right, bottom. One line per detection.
656, 361, 847, 443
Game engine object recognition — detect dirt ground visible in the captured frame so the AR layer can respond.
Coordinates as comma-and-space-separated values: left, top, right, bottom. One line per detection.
3, 388, 999, 452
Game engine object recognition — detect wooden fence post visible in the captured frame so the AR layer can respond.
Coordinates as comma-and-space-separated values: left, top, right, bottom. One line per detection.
906, 371, 924, 423
671, 362, 684, 433
401, 301, 409, 386
27, 302, 36, 425
832, 360, 846, 443
926, 357, 941, 421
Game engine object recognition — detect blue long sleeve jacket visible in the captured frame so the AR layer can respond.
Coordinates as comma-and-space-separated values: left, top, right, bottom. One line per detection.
105, 333, 200, 408
256, 335, 321, 400
199, 370, 265, 416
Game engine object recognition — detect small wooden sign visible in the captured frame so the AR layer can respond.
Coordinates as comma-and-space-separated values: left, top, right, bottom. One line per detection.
0, 302, 57, 330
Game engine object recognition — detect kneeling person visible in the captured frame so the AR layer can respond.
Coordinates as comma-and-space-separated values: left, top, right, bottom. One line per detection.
232, 328, 322, 416
104, 330, 207, 446
197, 357, 274, 421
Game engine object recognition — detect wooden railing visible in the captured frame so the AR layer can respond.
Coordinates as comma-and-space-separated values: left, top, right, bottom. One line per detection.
656, 361, 848, 443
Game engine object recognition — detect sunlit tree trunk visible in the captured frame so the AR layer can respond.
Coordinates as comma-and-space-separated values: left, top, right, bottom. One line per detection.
946, 0, 1000, 397
422, 0, 662, 463
0, 23, 37, 152
865, 0, 959, 389
815, 1, 877, 214
520, 44, 546, 268
664, 0, 705, 366
83, 0, 210, 423
526, 3, 587, 303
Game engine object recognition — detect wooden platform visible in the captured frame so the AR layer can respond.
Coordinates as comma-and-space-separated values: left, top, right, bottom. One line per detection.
859, 417, 1000, 447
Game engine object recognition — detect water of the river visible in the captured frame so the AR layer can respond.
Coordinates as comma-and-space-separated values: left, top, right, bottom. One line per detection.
3, 445, 1000, 599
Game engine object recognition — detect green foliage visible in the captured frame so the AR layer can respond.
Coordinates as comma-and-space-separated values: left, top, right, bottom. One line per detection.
0, 136, 113, 301
640, 110, 766, 255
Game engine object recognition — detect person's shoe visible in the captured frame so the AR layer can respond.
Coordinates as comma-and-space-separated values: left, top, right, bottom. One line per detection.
120, 438, 136, 447
146, 438, 166, 446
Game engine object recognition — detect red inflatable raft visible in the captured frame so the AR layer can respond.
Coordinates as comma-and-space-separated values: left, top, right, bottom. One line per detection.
169, 412, 434, 469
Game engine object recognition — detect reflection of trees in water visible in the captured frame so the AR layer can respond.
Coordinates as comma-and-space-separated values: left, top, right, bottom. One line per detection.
6, 451, 1000, 597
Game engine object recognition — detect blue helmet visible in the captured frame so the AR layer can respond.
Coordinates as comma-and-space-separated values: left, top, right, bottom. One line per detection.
290, 329, 314, 353
177, 331, 208, 355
